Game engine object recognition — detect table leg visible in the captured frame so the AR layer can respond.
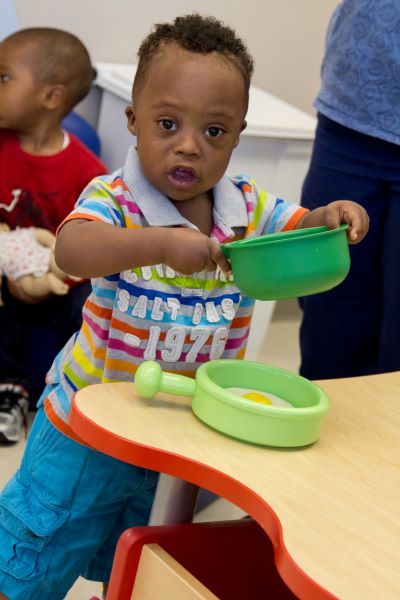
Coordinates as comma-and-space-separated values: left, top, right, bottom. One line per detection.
149, 473, 199, 525
245, 300, 275, 360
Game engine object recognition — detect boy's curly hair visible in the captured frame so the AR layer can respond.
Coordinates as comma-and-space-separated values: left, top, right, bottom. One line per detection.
133, 14, 254, 110
4, 28, 95, 115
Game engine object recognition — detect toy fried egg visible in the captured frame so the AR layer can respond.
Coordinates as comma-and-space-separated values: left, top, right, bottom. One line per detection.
227, 387, 292, 408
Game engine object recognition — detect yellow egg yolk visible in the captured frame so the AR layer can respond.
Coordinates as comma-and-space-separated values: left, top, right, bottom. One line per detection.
242, 391, 272, 405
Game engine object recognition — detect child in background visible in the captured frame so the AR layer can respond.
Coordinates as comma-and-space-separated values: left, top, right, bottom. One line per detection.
0, 27, 107, 442
0, 14, 368, 599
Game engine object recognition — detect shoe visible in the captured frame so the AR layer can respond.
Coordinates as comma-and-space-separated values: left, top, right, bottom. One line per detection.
0, 383, 29, 443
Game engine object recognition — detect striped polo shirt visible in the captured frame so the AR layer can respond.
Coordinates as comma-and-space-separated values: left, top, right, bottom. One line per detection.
43, 147, 307, 437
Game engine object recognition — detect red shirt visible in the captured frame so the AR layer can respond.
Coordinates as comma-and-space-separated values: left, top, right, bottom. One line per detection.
0, 129, 108, 232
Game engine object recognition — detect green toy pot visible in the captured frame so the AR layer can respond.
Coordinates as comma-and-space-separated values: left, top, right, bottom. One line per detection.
135, 360, 330, 447
220, 225, 350, 300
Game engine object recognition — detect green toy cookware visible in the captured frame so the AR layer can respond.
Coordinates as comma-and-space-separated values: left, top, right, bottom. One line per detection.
220, 224, 350, 301
135, 359, 330, 447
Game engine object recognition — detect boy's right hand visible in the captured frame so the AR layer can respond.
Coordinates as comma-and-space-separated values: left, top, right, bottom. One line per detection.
163, 228, 232, 276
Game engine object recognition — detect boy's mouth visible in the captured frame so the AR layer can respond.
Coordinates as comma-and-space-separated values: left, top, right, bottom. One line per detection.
168, 167, 199, 187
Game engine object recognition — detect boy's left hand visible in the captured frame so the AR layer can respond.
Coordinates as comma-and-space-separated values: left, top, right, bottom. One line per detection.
298, 200, 369, 244
321, 200, 369, 244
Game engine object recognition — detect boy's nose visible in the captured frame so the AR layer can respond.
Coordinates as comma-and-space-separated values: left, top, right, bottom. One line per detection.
174, 131, 201, 156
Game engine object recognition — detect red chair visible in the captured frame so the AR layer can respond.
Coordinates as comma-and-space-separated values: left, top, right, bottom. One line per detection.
107, 518, 297, 599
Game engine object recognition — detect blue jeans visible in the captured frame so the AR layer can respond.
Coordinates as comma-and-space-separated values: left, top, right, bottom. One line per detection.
0, 406, 158, 599
299, 113, 400, 379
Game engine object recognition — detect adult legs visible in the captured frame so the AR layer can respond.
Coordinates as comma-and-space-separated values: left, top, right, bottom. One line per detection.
378, 181, 400, 372
299, 114, 389, 379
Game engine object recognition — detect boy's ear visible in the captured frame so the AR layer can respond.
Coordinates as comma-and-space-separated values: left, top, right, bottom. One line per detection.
42, 84, 67, 111
125, 105, 137, 135
234, 120, 247, 148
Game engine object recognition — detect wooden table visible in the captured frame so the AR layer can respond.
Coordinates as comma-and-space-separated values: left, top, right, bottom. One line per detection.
70, 372, 400, 599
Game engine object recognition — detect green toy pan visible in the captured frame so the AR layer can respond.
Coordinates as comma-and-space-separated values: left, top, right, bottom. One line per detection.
220, 225, 350, 301
225, 226, 330, 247
135, 359, 330, 447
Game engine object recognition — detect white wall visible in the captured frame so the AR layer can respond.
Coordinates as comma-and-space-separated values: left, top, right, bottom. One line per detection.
0, 0, 19, 38
13, 0, 340, 115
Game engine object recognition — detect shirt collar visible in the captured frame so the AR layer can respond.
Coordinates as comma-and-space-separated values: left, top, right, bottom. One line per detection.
122, 146, 248, 236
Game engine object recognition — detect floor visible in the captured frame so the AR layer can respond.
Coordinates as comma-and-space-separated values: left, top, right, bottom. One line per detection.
0, 299, 302, 599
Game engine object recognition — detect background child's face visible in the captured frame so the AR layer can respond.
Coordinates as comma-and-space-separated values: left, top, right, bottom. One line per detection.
126, 43, 247, 202
0, 40, 45, 131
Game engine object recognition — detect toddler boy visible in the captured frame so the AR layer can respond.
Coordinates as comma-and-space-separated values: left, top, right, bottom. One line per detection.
0, 14, 368, 599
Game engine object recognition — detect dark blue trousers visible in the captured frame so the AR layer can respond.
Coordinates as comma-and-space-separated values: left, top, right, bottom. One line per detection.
299, 113, 400, 379
0, 281, 91, 407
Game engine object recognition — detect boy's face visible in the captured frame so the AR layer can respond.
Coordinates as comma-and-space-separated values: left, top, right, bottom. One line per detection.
0, 40, 45, 131
126, 43, 247, 203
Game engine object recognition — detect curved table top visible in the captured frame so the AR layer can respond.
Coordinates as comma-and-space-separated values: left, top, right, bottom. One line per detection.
70, 371, 400, 599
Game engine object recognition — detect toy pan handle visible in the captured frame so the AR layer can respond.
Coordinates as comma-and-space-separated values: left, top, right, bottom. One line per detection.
135, 360, 196, 399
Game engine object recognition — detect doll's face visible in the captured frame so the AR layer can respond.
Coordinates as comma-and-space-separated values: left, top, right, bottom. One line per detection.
125, 42, 247, 204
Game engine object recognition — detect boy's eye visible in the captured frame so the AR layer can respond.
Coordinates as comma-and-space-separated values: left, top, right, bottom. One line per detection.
158, 119, 177, 131
0, 74, 10, 83
205, 126, 224, 138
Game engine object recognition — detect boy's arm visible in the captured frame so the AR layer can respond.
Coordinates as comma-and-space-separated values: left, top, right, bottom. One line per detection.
295, 200, 369, 244
55, 219, 232, 278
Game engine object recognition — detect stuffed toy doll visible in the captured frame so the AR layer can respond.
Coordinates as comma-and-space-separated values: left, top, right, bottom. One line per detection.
0, 224, 79, 304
